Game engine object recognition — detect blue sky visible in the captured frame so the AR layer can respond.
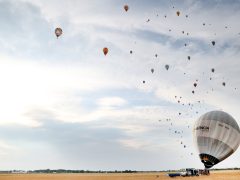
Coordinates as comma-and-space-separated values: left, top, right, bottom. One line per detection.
0, 0, 240, 170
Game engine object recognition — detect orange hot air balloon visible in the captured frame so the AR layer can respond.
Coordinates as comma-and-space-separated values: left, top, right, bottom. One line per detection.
124, 5, 129, 12
103, 47, 108, 56
55, 27, 63, 38
176, 11, 180, 16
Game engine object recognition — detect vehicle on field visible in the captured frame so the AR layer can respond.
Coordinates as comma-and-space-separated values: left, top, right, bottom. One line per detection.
181, 168, 199, 177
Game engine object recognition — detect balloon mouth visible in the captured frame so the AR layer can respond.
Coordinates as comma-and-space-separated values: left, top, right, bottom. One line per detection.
199, 154, 220, 169
203, 162, 214, 169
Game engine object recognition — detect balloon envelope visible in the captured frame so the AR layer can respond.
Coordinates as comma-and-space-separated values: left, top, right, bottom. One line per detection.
55, 28, 62, 38
124, 5, 129, 11
193, 111, 240, 168
165, 65, 169, 70
103, 47, 108, 55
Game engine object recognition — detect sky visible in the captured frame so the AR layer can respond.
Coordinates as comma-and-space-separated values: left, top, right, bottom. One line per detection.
0, 0, 240, 171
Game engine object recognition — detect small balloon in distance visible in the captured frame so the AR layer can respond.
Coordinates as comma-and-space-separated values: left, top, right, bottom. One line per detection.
124, 5, 129, 12
55, 27, 63, 38
165, 64, 169, 70
103, 47, 108, 56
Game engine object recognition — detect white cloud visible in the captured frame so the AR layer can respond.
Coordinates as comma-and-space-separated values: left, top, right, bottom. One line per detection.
0, 140, 17, 156
97, 97, 127, 107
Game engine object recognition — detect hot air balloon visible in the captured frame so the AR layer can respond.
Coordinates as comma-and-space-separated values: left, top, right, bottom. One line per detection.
211, 41, 215, 46
165, 64, 169, 70
193, 111, 240, 169
124, 5, 129, 12
222, 82, 226, 86
151, 68, 154, 73
188, 56, 191, 60
103, 47, 108, 56
176, 11, 180, 16
55, 27, 62, 38
211, 68, 215, 73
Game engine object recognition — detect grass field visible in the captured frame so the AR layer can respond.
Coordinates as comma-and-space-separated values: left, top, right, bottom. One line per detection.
0, 171, 239, 180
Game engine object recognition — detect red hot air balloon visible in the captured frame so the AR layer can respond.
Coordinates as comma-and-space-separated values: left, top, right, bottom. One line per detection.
124, 5, 129, 12
103, 47, 108, 56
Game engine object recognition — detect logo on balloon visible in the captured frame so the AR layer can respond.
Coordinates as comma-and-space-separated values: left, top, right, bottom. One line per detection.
196, 126, 210, 131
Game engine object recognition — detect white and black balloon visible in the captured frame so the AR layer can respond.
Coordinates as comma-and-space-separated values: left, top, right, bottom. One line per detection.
193, 111, 240, 168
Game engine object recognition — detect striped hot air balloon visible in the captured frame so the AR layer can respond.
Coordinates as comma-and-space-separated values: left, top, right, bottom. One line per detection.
193, 111, 240, 168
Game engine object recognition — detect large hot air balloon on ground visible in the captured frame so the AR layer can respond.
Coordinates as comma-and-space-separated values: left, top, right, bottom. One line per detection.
193, 111, 240, 168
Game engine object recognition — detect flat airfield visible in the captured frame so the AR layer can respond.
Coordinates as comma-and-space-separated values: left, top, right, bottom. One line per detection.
0, 170, 239, 180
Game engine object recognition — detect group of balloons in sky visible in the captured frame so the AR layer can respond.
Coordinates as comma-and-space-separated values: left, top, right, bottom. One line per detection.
53, 4, 181, 57
53, 5, 187, 76
53, 5, 240, 169
55, 27, 110, 56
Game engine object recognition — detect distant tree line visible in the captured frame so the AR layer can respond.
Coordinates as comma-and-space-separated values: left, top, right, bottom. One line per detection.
0, 168, 239, 174
211, 168, 240, 171
28, 169, 138, 173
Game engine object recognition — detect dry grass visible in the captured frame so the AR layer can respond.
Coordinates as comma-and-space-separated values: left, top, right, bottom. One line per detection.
0, 171, 239, 180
